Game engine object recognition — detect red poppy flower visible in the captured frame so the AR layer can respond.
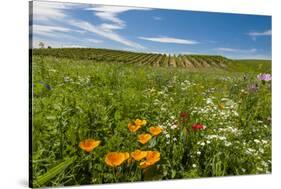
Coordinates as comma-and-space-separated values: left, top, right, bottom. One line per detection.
192, 123, 206, 131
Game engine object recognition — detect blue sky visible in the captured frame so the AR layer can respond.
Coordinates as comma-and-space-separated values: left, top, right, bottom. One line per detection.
31, 1, 272, 59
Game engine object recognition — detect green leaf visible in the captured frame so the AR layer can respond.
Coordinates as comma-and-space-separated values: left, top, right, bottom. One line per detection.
33, 156, 77, 187
114, 111, 121, 121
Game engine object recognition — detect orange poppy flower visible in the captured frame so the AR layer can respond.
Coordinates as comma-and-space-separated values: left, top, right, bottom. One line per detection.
146, 151, 160, 164
134, 119, 147, 126
79, 139, 101, 153
128, 123, 141, 132
140, 151, 161, 169
138, 133, 152, 144
149, 126, 162, 136
105, 152, 127, 167
123, 152, 130, 160
131, 150, 148, 161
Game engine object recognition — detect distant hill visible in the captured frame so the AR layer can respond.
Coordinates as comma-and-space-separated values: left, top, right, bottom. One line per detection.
32, 48, 271, 73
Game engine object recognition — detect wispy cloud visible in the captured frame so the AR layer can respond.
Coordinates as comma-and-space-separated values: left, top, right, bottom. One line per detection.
236, 54, 271, 60
180, 51, 201, 55
32, 38, 77, 48
69, 20, 146, 49
33, 3, 149, 50
139, 36, 199, 45
75, 5, 151, 49
249, 30, 271, 37
153, 16, 162, 21
33, 24, 71, 36
248, 30, 271, 40
32, 1, 85, 21
87, 39, 103, 44
32, 1, 66, 21
86, 6, 151, 29
62, 44, 88, 48
215, 47, 257, 53
32, 24, 85, 42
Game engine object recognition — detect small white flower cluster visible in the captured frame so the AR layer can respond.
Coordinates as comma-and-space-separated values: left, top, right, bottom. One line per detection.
205, 134, 227, 141
159, 116, 179, 144
180, 80, 196, 91
191, 96, 239, 127
216, 126, 241, 138
62, 76, 92, 87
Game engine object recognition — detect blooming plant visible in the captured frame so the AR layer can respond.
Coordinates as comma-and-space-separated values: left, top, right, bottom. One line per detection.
257, 73, 272, 81
79, 139, 101, 153
32, 54, 272, 187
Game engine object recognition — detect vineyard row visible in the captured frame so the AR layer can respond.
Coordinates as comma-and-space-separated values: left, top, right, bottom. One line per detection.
32, 48, 232, 69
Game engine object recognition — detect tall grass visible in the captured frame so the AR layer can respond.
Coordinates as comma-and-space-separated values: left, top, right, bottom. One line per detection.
31, 55, 271, 187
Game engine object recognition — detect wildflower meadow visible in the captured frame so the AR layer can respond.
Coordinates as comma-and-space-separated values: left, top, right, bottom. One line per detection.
31, 48, 271, 187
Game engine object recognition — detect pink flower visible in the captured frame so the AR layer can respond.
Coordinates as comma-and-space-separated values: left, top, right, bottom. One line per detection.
257, 73, 271, 81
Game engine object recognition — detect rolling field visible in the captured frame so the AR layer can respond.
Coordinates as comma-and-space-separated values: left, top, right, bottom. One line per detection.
31, 48, 272, 187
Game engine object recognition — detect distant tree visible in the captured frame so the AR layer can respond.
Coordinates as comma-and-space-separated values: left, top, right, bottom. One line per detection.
47, 46, 52, 49
39, 42, 44, 49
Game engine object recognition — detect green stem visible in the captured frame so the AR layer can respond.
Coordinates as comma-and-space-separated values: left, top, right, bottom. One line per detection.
113, 167, 117, 182
59, 119, 63, 159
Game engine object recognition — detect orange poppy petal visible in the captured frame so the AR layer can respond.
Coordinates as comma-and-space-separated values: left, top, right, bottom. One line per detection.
149, 126, 162, 136
105, 152, 126, 167
131, 150, 148, 161
79, 139, 101, 152
138, 133, 152, 144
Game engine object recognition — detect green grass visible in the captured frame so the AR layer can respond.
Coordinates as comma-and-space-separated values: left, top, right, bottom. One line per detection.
31, 54, 272, 187
228, 59, 271, 73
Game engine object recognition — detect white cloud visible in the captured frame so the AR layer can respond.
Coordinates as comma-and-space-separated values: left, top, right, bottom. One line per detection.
100, 23, 123, 31
79, 5, 150, 49
229, 54, 272, 60
33, 24, 71, 33
86, 6, 151, 28
87, 39, 103, 44
32, 37, 101, 49
62, 44, 88, 48
32, 2, 144, 49
32, 1, 87, 21
248, 30, 271, 40
69, 19, 145, 49
249, 30, 271, 37
138, 36, 199, 45
64, 5, 152, 50
153, 16, 162, 21
215, 47, 257, 53
180, 51, 200, 55
32, 24, 84, 40
32, 1, 68, 21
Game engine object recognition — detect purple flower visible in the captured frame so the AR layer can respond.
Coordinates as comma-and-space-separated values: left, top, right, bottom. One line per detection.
257, 73, 272, 81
